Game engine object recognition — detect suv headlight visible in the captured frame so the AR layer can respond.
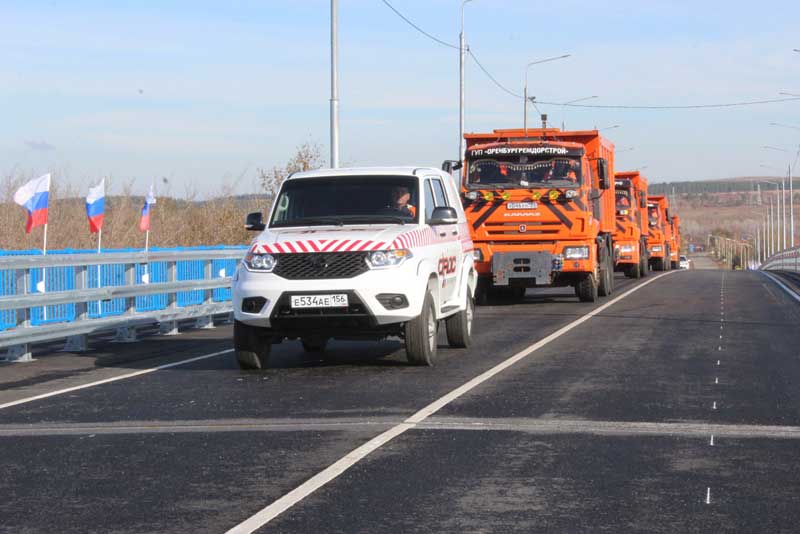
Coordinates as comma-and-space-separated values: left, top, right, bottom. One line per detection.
366, 249, 412, 269
563, 246, 590, 259
619, 244, 635, 253
244, 252, 277, 272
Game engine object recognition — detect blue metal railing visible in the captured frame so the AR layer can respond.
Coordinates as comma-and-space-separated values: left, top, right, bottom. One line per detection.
0, 246, 246, 331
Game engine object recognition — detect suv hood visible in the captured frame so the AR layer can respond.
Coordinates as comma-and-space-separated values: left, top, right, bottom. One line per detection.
250, 224, 425, 254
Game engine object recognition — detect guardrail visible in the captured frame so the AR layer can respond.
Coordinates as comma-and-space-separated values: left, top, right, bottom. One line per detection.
761, 247, 800, 272
0, 246, 246, 362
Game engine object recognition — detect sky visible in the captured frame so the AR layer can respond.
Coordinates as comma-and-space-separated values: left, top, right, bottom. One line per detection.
1, 0, 799, 197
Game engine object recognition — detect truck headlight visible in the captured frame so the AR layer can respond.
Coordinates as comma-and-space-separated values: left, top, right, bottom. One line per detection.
244, 252, 277, 272
565, 189, 578, 199
619, 244, 635, 253
563, 246, 590, 259
367, 249, 412, 269
651, 245, 663, 253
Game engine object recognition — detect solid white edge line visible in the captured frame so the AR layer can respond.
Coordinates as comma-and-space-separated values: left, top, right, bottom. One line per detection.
0, 349, 234, 411
226, 271, 675, 533
761, 271, 800, 304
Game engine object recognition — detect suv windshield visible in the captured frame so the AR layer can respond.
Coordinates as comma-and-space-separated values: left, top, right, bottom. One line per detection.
467, 156, 582, 188
270, 176, 419, 227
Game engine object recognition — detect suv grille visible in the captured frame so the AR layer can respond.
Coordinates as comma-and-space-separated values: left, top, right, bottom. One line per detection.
272, 252, 370, 280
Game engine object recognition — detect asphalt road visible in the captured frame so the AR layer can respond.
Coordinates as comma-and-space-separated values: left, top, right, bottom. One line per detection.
2, 268, 800, 533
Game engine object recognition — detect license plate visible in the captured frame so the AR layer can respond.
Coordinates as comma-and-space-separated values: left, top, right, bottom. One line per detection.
507, 201, 538, 210
290, 294, 349, 309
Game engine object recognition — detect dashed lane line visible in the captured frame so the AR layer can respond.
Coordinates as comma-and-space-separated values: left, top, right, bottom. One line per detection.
0, 349, 234, 411
226, 272, 678, 534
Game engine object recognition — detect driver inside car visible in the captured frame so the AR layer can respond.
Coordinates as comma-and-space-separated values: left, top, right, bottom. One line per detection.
391, 186, 417, 218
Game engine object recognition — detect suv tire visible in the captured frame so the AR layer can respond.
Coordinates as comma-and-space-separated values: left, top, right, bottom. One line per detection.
405, 291, 438, 366
234, 320, 272, 370
446, 293, 474, 349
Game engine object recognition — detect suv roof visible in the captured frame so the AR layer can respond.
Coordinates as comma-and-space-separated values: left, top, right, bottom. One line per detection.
289, 166, 444, 181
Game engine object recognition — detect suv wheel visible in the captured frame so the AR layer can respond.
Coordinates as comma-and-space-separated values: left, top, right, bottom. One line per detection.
445, 293, 474, 348
234, 320, 272, 370
405, 291, 438, 366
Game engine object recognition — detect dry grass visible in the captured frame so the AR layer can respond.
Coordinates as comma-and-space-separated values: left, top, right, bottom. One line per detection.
1, 142, 325, 251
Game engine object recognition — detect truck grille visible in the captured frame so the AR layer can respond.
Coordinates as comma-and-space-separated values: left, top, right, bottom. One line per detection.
272, 252, 370, 280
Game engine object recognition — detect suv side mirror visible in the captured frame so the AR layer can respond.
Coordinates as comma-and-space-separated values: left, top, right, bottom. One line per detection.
597, 159, 610, 190
245, 212, 266, 231
441, 160, 462, 173
429, 206, 458, 225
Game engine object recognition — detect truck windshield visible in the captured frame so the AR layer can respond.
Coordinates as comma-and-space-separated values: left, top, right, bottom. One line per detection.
648, 206, 660, 225
615, 188, 632, 209
270, 176, 419, 227
466, 156, 582, 188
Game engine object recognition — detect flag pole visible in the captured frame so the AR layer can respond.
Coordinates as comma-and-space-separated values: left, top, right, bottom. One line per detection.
42, 222, 48, 321
144, 228, 150, 283
97, 227, 102, 314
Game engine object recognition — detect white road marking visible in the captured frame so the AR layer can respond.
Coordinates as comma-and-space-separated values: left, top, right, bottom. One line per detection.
715, 377, 719, 385
0, 349, 234, 410
224, 273, 675, 533
717, 360, 721, 366
706, 487, 712, 504
710, 435, 715, 446
713, 401, 718, 410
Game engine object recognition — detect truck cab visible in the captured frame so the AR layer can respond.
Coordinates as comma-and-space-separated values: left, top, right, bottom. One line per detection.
232, 167, 476, 368
646, 195, 672, 271
459, 128, 616, 303
613, 171, 649, 279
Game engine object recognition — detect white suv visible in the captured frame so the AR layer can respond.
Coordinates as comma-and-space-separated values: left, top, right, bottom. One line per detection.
232, 167, 476, 368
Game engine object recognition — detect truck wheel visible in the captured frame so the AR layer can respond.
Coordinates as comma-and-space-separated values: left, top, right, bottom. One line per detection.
405, 291, 438, 366
445, 293, 474, 349
475, 280, 490, 306
234, 320, 272, 370
576, 274, 598, 302
640, 255, 648, 277
301, 336, 328, 353
629, 261, 641, 279
664, 247, 671, 271
598, 255, 613, 297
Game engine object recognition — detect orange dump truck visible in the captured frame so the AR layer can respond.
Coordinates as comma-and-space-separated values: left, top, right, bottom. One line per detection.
646, 195, 672, 271
669, 215, 681, 269
613, 171, 649, 279
459, 127, 616, 303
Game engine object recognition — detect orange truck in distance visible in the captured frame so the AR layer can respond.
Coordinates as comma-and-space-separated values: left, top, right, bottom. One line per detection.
456, 127, 616, 303
613, 171, 649, 279
669, 215, 682, 269
646, 195, 673, 271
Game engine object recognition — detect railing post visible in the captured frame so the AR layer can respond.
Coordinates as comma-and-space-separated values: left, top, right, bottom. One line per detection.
64, 264, 88, 352
3, 268, 33, 362
114, 261, 138, 343
160, 259, 179, 335
195, 259, 215, 329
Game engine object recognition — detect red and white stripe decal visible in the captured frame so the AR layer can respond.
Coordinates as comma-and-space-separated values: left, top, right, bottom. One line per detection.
251, 231, 465, 255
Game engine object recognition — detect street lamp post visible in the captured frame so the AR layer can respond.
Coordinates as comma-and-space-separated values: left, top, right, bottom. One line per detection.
458, 0, 474, 162
330, 0, 340, 168
523, 54, 571, 134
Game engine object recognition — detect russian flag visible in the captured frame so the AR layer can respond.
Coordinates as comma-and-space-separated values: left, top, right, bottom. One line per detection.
139, 184, 156, 232
13, 174, 51, 233
85, 179, 105, 233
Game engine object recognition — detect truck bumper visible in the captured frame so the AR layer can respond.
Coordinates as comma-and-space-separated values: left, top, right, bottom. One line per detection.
473, 241, 597, 287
